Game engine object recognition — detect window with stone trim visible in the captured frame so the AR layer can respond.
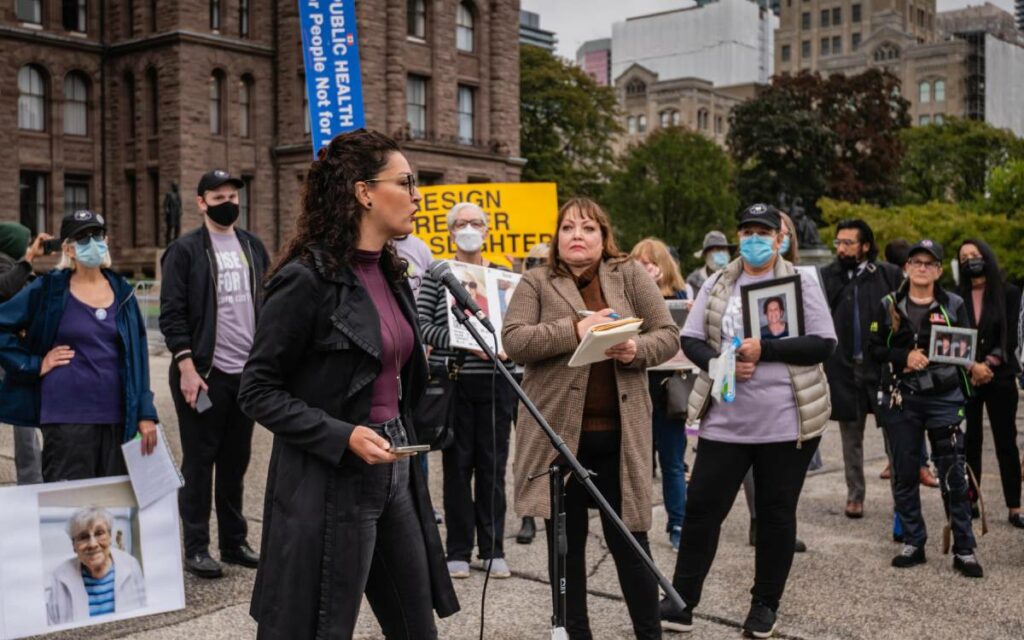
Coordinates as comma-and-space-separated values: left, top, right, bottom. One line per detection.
821, 37, 830, 57
637, 114, 647, 133
626, 78, 646, 96
832, 36, 842, 55
64, 175, 90, 217
64, 71, 89, 136
933, 79, 945, 102
62, 0, 87, 32
820, 8, 829, 27
832, 7, 841, 24
18, 65, 46, 131
919, 115, 931, 125
239, 175, 253, 229
210, 0, 220, 31
919, 81, 930, 104
852, 33, 861, 50
456, 1, 475, 52
627, 116, 636, 134
660, 110, 671, 128
934, 114, 944, 125
801, 12, 810, 29
457, 84, 475, 144
781, 44, 791, 62
714, 115, 723, 134
852, 3, 861, 22
209, 70, 225, 135
17, 0, 42, 24
801, 40, 811, 58
150, 0, 157, 31
240, 0, 250, 38
408, 0, 426, 39
697, 108, 709, 131
240, 75, 254, 138
407, 75, 428, 139
873, 43, 899, 62
19, 171, 47, 236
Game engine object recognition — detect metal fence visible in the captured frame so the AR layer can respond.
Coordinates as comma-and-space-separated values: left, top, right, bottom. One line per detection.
133, 280, 167, 356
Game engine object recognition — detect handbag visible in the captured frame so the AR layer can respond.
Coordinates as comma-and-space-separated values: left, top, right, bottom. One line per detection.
663, 371, 692, 421
413, 353, 465, 451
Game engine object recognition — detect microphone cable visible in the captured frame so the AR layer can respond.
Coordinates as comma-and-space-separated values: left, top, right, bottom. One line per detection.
479, 329, 500, 640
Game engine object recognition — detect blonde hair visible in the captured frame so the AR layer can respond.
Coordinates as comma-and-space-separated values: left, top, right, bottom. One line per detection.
56, 238, 113, 270
631, 237, 686, 297
779, 211, 799, 264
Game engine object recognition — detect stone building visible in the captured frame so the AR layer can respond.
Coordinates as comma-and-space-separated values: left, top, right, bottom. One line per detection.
4, 0, 523, 275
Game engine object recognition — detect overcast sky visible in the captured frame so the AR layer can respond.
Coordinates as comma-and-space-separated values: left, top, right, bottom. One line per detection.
520, 0, 1018, 61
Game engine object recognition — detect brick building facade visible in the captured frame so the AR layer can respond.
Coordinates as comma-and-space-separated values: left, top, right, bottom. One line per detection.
3, 0, 522, 276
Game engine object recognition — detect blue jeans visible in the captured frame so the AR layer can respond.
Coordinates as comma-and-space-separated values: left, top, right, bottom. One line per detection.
650, 373, 687, 531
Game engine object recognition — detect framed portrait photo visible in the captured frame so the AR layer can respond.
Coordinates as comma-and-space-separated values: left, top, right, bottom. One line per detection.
928, 325, 978, 367
740, 275, 805, 341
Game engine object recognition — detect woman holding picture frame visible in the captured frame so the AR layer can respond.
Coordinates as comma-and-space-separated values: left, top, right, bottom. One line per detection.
868, 239, 983, 578
955, 239, 1023, 528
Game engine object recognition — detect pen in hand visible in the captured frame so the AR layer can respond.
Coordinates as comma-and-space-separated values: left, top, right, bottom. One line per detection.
577, 310, 621, 320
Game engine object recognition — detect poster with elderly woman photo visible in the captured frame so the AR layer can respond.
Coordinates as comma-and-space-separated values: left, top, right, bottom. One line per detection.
445, 261, 523, 353
740, 275, 806, 341
0, 477, 184, 638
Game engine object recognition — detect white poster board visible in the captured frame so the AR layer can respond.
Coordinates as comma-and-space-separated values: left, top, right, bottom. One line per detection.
444, 261, 522, 354
0, 476, 185, 639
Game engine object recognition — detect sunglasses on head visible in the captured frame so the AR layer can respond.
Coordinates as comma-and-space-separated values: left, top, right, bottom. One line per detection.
73, 230, 106, 245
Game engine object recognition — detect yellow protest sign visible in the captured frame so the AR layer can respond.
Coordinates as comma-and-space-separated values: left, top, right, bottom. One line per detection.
413, 182, 558, 261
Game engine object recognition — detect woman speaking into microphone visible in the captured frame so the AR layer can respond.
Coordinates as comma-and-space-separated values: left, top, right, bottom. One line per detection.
502, 197, 678, 639
238, 130, 457, 639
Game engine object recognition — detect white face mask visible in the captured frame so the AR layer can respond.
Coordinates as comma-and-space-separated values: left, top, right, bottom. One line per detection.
455, 228, 484, 253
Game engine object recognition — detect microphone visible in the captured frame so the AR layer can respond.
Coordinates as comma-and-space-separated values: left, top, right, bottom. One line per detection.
428, 260, 496, 334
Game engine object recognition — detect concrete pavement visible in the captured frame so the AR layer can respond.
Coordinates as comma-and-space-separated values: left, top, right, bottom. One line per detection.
3, 352, 1024, 639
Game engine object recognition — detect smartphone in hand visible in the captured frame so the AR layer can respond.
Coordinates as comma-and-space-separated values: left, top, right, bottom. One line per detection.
196, 389, 213, 414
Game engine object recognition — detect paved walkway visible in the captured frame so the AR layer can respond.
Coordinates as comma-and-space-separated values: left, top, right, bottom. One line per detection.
3, 353, 1024, 639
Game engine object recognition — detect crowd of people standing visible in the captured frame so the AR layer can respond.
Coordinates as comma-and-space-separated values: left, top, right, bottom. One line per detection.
2, 127, 1023, 640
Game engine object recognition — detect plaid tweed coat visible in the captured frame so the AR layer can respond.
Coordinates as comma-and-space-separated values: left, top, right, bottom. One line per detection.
501, 257, 679, 531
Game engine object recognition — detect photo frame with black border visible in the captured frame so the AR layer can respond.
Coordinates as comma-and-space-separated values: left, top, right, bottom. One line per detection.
928, 325, 977, 367
740, 275, 805, 340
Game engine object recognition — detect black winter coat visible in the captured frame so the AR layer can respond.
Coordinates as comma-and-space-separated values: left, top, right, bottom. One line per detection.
237, 250, 459, 640
821, 260, 902, 420
960, 280, 1021, 380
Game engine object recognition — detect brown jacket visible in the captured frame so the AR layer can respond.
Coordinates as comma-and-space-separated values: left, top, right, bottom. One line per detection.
502, 258, 679, 531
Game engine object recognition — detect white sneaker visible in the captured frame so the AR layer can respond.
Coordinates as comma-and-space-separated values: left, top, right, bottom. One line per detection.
473, 557, 511, 578
447, 560, 470, 579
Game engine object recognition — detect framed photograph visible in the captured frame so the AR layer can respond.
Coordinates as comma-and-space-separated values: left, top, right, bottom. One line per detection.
929, 325, 978, 367
0, 477, 185, 639
740, 275, 805, 341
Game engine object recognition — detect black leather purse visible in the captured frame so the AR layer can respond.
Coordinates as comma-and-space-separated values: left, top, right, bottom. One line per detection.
413, 354, 465, 450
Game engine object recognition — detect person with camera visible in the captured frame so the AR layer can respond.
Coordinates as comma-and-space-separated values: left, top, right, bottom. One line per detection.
0, 210, 157, 482
159, 169, 270, 579
0, 222, 53, 484
868, 239, 982, 578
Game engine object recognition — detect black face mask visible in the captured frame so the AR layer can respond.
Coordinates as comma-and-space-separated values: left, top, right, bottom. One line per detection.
961, 257, 985, 278
838, 255, 860, 270
205, 201, 240, 227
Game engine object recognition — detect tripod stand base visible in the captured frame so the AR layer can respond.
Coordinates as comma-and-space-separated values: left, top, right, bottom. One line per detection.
551, 627, 569, 640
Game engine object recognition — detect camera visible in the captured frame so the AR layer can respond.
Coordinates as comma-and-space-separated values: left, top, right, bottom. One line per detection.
41, 238, 63, 255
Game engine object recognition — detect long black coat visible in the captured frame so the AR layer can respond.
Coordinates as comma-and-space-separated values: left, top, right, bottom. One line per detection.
960, 280, 1021, 380
821, 260, 902, 421
238, 250, 459, 640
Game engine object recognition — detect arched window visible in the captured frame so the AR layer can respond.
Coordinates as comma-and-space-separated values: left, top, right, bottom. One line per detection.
918, 81, 930, 104
240, 75, 254, 138
147, 67, 159, 134
934, 79, 945, 102
626, 79, 646, 96
456, 2, 474, 52
672, 110, 681, 126
697, 108, 709, 131
123, 71, 136, 138
627, 116, 637, 135
18, 65, 47, 131
637, 114, 647, 133
873, 43, 900, 62
209, 70, 224, 134
239, 0, 250, 38
63, 71, 89, 136
660, 110, 671, 128
407, 0, 426, 39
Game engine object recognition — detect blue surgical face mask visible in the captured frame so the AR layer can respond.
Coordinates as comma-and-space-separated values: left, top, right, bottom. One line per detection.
779, 235, 791, 255
739, 235, 775, 268
75, 238, 108, 268
708, 250, 730, 270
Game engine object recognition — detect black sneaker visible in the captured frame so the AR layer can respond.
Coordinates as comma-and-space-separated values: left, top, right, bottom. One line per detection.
1009, 513, 1024, 529
742, 602, 778, 638
659, 596, 694, 633
221, 543, 259, 568
794, 537, 807, 553
891, 544, 926, 568
953, 552, 984, 578
185, 552, 224, 579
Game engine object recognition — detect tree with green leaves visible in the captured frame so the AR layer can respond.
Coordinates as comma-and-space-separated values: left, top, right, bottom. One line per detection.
983, 160, 1024, 215
519, 45, 622, 202
899, 118, 1024, 205
604, 127, 739, 266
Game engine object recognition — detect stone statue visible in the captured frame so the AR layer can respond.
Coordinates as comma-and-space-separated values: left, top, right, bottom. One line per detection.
790, 197, 823, 248
163, 182, 182, 245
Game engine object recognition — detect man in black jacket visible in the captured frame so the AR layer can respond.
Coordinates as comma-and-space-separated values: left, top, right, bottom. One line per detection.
159, 170, 270, 579
821, 220, 901, 519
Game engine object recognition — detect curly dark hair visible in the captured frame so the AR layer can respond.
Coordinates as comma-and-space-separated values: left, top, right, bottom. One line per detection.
269, 129, 409, 281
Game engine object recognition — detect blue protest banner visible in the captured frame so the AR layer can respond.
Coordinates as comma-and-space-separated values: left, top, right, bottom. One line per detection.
297, 0, 366, 156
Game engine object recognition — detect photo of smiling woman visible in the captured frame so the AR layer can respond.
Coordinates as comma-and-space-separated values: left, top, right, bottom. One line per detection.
238, 130, 457, 639
760, 296, 789, 340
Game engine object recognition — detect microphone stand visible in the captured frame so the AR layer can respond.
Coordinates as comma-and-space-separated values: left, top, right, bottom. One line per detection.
448, 303, 686, 638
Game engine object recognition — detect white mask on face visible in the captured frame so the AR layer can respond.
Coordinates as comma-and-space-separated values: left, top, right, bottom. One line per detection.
455, 228, 484, 253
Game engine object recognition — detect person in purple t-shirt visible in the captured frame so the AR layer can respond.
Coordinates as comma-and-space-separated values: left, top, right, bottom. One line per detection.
660, 204, 837, 638
159, 170, 270, 580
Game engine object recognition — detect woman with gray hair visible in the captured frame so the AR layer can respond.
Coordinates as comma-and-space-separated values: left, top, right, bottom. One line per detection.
46, 506, 146, 624
416, 201, 519, 579
0, 210, 158, 482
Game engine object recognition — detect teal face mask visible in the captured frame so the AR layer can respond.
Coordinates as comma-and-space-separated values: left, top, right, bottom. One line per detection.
75, 238, 108, 268
709, 250, 730, 270
779, 236, 791, 255
739, 235, 775, 268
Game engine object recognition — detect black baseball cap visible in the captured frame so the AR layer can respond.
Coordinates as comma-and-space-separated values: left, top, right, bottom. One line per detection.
197, 169, 244, 196
60, 209, 106, 242
738, 203, 782, 231
908, 239, 943, 262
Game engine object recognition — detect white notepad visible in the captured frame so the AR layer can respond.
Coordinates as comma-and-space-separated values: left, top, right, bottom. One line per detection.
121, 424, 185, 509
568, 317, 644, 367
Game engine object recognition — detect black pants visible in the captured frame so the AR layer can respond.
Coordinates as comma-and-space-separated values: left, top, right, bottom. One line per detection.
545, 430, 661, 640
41, 423, 126, 482
171, 366, 254, 556
965, 376, 1021, 509
671, 436, 820, 612
442, 373, 513, 562
344, 420, 437, 639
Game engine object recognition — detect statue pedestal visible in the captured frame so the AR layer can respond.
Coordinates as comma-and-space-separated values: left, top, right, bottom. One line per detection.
798, 247, 832, 266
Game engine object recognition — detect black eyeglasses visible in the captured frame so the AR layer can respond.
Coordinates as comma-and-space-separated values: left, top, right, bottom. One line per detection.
73, 230, 106, 245
364, 173, 417, 197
